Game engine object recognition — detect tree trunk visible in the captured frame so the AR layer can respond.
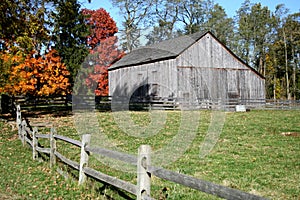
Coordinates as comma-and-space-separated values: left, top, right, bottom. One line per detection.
292, 47, 297, 100
273, 76, 276, 99
283, 29, 290, 99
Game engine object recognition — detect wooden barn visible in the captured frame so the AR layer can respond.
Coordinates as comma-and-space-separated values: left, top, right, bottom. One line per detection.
108, 31, 265, 109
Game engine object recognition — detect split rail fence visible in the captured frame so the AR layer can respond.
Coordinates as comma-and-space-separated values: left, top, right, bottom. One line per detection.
15, 104, 268, 200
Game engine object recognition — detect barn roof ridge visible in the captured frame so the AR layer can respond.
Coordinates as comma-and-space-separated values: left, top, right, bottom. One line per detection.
109, 31, 264, 80
108, 31, 208, 70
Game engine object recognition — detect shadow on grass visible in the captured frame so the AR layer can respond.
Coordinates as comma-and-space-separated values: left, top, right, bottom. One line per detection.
0, 105, 73, 121
96, 183, 135, 200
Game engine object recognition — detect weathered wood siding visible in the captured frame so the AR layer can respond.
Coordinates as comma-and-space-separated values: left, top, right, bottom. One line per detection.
176, 32, 265, 102
109, 59, 177, 99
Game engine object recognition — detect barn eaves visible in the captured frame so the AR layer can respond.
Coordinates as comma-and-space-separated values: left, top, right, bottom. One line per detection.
109, 32, 207, 70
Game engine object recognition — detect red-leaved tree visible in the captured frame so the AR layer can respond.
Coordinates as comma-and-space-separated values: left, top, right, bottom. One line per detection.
82, 8, 124, 96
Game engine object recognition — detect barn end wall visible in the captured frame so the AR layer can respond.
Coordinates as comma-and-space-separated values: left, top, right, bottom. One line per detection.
176, 32, 265, 104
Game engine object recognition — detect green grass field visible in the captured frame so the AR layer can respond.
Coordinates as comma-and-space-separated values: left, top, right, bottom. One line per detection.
0, 109, 299, 199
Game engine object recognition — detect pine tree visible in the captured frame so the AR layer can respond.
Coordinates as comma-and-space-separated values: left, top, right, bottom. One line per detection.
52, 0, 89, 86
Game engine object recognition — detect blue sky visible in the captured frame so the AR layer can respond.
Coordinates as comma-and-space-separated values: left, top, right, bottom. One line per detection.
82, 0, 300, 27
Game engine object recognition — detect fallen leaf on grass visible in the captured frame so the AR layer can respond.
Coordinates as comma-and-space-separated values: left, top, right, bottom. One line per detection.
7, 134, 18, 141
280, 132, 299, 137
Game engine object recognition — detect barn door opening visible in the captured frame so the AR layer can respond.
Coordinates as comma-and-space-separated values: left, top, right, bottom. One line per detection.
129, 71, 149, 102
130, 69, 162, 103
130, 84, 150, 102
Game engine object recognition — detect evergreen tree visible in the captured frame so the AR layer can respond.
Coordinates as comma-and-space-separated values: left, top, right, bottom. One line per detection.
235, 0, 253, 65
51, 0, 89, 86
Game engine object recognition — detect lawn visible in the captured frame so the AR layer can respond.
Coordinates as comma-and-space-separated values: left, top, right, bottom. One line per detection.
0, 109, 299, 199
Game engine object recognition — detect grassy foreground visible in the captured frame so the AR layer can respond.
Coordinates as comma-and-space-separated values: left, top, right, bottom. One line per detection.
0, 119, 108, 199
0, 109, 299, 199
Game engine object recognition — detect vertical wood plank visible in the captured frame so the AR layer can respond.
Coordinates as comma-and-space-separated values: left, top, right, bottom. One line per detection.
79, 134, 91, 185
137, 145, 151, 200
50, 127, 57, 168
21, 120, 27, 146
32, 127, 38, 160
16, 105, 21, 139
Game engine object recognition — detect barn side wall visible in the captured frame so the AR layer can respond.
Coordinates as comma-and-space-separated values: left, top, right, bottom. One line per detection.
176, 33, 265, 103
108, 59, 178, 100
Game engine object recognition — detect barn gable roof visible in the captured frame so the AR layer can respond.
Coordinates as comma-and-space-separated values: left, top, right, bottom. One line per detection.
109, 31, 264, 79
109, 31, 206, 70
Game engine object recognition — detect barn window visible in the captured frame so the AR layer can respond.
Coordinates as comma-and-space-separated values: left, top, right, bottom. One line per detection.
228, 91, 239, 99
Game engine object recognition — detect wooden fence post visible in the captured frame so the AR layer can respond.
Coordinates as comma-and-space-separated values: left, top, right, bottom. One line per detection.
50, 127, 57, 168
32, 127, 38, 160
16, 105, 21, 138
137, 145, 151, 200
79, 134, 91, 185
21, 120, 27, 146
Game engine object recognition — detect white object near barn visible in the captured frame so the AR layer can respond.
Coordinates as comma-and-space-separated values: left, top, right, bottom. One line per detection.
235, 105, 246, 112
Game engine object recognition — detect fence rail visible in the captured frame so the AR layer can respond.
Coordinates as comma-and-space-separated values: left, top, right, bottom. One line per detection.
3, 94, 300, 115
15, 104, 268, 200
148, 165, 263, 200
107, 97, 300, 111
86, 147, 138, 166
83, 167, 137, 195
13, 95, 71, 107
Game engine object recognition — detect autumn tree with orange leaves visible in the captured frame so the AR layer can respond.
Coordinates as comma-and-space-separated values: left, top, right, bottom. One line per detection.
0, 50, 70, 96
1, 2, 124, 98
81, 8, 124, 96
